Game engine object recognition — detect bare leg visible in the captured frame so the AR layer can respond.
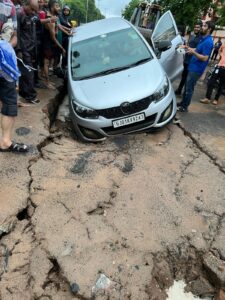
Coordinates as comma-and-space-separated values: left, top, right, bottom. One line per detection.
43, 58, 50, 82
0, 115, 15, 149
43, 58, 55, 89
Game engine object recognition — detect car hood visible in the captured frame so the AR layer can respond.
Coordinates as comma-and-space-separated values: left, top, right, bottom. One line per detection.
69, 59, 166, 109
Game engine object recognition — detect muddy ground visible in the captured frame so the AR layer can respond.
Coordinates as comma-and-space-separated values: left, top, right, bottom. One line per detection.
0, 77, 225, 300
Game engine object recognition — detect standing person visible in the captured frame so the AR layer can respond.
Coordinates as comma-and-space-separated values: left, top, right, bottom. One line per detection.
59, 4, 71, 68
42, 0, 65, 89
33, 0, 57, 87
0, 0, 28, 152
200, 42, 225, 106
175, 22, 202, 95
16, 0, 39, 104
211, 37, 222, 61
177, 21, 215, 112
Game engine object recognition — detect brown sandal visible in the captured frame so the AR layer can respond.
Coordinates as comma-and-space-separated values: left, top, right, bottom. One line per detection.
212, 100, 218, 105
200, 98, 210, 104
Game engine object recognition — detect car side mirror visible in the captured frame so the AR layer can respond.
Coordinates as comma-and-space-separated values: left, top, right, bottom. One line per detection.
157, 40, 172, 52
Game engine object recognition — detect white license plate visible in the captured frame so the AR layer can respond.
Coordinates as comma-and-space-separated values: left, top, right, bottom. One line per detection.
113, 113, 145, 128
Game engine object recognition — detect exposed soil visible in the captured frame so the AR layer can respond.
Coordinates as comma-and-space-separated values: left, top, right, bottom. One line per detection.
0, 81, 225, 299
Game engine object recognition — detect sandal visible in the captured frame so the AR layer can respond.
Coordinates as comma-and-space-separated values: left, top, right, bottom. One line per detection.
212, 100, 218, 105
0, 141, 29, 153
200, 98, 210, 104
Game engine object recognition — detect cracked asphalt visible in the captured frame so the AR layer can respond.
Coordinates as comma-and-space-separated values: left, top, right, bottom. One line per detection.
0, 78, 225, 300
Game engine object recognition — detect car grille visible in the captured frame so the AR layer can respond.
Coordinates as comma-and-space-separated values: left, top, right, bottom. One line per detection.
102, 113, 157, 135
97, 96, 152, 119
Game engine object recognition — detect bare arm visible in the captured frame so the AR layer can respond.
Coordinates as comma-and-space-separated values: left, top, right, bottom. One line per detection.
40, 16, 58, 25
46, 22, 65, 54
186, 47, 209, 62
58, 23, 72, 35
10, 31, 17, 48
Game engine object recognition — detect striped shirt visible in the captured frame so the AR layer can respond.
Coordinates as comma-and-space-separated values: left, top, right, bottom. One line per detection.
0, 0, 17, 33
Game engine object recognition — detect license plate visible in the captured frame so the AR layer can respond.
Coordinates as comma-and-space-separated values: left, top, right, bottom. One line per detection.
113, 113, 145, 128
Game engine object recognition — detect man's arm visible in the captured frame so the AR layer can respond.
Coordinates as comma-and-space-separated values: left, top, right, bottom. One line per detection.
46, 22, 66, 55
10, 31, 17, 47
186, 47, 209, 61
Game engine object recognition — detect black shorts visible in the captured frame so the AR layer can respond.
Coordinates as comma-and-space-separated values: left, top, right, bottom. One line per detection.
0, 77, 18, 117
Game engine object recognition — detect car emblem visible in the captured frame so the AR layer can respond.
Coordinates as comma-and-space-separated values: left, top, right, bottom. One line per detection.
120, 102, 131, 115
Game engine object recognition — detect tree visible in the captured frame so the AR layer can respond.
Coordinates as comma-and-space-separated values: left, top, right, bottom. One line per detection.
158, 0, 212, 28
122, 0, 140, 20
62, 0, 104, 25
123, 0, 216, 28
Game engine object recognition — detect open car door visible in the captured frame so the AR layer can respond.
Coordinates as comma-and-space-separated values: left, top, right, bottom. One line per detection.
151, 11, 183, 82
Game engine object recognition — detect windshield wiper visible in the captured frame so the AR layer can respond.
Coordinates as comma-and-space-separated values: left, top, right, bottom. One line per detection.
77, 66, 131, 80
75, 58, 152, 80
129, 57, 152, 67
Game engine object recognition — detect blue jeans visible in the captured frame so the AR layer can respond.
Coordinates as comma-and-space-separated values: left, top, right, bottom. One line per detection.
181, 72, 201, 109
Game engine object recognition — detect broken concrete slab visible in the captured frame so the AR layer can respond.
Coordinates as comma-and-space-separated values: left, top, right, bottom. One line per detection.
203, 252, 225, 287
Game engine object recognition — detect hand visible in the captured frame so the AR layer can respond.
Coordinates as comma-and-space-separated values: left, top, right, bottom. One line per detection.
186, 47, 195, 55
50, 16, 58, 23
17, 51, 23, 59
62, 48, 66, 56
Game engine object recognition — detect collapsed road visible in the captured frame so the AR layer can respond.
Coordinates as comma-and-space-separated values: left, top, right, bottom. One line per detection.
0, 78, 225, 300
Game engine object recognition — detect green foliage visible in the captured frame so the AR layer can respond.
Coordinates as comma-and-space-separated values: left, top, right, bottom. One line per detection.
123, 0, 218, 29
62, 0, 104, 24
158, 0, 211, 28
217, 5, 225, 26
122, 0, 140, 20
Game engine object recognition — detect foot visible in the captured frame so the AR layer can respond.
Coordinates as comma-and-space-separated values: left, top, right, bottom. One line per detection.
0, 141, 29, 153
45, 82, 56, 90
200, 98, 210, 104
177, 102, 183, 107
177, 106, 188, 112
212, 99, 218, 105
18, 100, 31, 107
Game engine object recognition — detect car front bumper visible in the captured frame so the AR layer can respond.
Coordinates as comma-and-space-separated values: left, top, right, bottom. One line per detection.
69, 88, 177, 142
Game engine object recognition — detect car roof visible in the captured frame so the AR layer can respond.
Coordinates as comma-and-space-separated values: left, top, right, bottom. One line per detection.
72, 17, 131, 43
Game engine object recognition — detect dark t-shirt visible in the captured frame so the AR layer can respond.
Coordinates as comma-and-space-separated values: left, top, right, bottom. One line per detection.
184, 33, 201, 64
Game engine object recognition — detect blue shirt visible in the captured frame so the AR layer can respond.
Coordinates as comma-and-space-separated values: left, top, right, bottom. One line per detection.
188, 35, 214, 75
184, 33, 201, 64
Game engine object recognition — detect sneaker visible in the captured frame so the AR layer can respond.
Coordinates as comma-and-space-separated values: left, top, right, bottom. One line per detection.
29, 98, 40, 104
177, 106, 188, 112
177, 102, 183, 107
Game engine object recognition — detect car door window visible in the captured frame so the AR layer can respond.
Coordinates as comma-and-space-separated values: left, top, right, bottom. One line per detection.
151, 11, 184, 82
152, 11, 177, 44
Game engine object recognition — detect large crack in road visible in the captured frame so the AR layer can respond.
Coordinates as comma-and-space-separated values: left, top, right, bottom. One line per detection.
1, 84, 225, 299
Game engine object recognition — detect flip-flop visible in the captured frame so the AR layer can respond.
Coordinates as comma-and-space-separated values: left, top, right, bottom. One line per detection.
0, 142, 29, 153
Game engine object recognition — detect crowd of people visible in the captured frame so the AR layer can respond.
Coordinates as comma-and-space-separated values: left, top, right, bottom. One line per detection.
176, 21, 225, 112
0, 0, 72, 153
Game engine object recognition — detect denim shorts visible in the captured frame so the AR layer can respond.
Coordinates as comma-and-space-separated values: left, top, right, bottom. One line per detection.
0, 77, 18, 117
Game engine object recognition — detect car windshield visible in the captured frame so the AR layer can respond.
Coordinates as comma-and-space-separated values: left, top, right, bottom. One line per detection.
71, 27, 153, 80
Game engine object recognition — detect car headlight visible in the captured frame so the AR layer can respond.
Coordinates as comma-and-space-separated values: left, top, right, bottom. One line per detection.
72, 100, 99, 119
150, 76, 170, 103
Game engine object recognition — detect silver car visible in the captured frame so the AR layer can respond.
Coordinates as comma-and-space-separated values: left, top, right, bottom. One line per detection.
68, 13, 183, 142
